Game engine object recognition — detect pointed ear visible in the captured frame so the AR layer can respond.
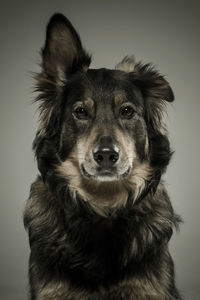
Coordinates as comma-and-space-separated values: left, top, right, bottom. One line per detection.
132, 62, 174, 132
42, 13, 91, 84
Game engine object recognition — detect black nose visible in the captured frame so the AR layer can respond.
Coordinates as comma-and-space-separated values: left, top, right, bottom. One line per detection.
93, 136, 119, 168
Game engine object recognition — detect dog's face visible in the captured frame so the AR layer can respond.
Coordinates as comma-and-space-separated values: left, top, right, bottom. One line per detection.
34, 14, 174, 213
60, 68, 147, 183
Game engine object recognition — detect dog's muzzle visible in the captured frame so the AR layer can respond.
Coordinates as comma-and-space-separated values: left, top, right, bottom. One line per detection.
93, 136, 119, 169
80, 135, 131, 181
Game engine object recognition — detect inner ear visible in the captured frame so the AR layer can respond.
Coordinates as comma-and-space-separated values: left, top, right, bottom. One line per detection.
42, 13, 91, 83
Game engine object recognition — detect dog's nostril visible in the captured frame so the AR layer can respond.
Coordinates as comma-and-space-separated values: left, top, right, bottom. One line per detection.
110, 153, 119, 163
95, 154, 104, 164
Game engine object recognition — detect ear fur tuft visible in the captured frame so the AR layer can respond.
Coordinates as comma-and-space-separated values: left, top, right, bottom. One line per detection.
115, 56, 135, 73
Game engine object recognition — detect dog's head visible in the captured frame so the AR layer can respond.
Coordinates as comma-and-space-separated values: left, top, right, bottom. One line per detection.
34, 14, 174, 213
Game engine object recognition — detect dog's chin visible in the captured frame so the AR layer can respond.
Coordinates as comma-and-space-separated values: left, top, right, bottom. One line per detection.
81, 164, 131, 182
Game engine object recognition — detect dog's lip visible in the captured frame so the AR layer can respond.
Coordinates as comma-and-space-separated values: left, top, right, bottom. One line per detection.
121, 167, 131, 178
81, 164, 93, 178
81, 164, 131, 180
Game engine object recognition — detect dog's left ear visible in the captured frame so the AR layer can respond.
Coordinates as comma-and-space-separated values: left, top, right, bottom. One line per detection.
133, 62, 174, 102
116, 58, 174, 132
41, 13, 91, 84
130, 62, 174, 169
135, 63, 174, 132
117, 58, 174, 170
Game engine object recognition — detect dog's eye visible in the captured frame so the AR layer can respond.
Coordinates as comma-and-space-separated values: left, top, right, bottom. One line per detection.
120, 106, 135, 119
74, 107, 89, 119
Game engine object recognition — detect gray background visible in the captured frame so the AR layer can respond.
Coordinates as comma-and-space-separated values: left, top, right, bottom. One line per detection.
0, 0, 199, 299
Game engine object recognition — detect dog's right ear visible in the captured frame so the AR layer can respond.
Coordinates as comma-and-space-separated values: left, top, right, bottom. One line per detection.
41, 13, 91, 84
34, 14, 91, 180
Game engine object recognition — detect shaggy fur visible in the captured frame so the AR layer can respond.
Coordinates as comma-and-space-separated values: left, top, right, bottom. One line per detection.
24, 13, 182, 299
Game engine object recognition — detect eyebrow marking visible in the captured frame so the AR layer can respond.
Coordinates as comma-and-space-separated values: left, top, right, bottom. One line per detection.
114, 91, 138, 114
84, 97, 95, 116
114, 91, 127, 107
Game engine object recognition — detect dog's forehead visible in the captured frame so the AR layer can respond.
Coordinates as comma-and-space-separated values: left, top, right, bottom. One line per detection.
85, 68, 143, 106
87, 68, 129, 92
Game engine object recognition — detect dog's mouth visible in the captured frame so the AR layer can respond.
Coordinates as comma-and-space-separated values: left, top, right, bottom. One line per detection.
81, 164, 131, 182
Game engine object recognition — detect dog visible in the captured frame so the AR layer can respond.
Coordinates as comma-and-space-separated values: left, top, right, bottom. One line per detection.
24, 13, 182, 299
